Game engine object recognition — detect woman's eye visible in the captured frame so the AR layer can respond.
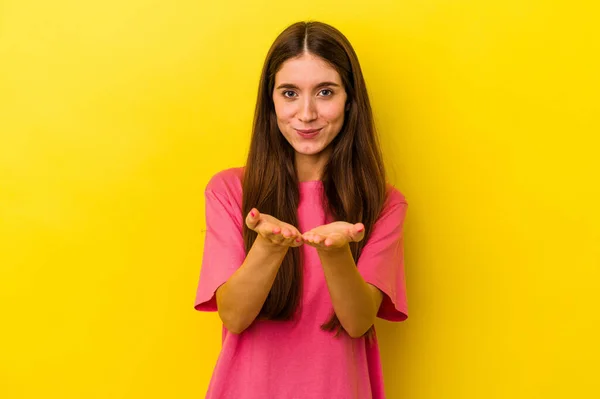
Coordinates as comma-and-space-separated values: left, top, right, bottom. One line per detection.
283, 91, 297, 98
319, 89, 333, 96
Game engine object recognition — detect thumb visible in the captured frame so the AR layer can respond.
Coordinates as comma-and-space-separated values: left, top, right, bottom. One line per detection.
350, 223, 365, 242
245, 208, 260, 230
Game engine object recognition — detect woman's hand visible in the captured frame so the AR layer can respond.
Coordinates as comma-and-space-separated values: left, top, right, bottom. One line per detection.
302, 221, 365, 251
245, 208, 304, 248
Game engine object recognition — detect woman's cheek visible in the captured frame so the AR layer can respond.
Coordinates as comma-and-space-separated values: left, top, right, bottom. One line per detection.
322, 101, 345, 120
279, 104, 297, 120
273, 99, 292, 119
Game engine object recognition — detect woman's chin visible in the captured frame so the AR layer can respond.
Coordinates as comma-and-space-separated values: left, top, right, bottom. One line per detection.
292, 145, 326, 156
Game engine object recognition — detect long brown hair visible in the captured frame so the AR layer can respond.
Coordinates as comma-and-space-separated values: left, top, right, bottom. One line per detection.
242, 21, 387, 337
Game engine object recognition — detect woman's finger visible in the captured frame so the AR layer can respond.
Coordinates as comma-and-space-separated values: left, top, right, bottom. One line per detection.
281, 228, 293, 238
350, 223, 365, 242
302, 232, 313, 243
280, 225, 301, 246
245, 208, 260, 230
266, 227, 285, 244
282, 235, 299, 247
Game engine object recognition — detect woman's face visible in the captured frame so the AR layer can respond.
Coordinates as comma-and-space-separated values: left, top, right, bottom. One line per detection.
272, 52, 348, 157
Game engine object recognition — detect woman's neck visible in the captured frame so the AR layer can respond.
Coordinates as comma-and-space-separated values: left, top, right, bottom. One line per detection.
295, 148, 331, 182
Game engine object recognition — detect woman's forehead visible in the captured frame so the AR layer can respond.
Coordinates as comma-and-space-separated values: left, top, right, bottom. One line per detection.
275, 54, 342, 87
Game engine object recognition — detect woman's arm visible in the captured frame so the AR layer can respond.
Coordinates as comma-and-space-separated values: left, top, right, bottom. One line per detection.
215, 208, 302, 334
317, 244, 384, 338
215, 236, 288, 334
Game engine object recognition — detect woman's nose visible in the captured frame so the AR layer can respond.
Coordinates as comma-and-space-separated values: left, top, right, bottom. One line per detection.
298, 98, 317, 123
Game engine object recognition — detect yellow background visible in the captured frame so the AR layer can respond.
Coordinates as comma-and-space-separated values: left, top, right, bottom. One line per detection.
1, 1, 599, 398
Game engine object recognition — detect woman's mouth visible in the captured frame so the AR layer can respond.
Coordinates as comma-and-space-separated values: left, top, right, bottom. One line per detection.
295, 128, 322, 139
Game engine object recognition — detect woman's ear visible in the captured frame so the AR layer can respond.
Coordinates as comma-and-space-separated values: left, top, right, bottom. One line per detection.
345, 101, 351, 112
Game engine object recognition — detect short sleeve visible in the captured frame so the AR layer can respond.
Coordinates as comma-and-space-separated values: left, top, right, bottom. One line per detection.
357, 189, 409, 321
194, 186, 246, 312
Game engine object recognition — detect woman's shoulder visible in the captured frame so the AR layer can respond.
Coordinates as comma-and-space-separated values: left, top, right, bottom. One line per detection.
205, 166, 245, 200
385, 183, 408, 207
370, 183, 408, 225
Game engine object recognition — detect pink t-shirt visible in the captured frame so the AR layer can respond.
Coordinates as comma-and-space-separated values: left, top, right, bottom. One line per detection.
194, 167, 409, 399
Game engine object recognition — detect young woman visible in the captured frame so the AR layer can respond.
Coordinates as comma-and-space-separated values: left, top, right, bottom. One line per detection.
194, 20, 409, 399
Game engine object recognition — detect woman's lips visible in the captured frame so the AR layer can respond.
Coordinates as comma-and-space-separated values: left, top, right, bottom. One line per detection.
295, 128, 322, 138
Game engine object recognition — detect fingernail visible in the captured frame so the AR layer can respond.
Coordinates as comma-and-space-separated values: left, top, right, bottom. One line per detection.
296, 238, 301, 242
357, 226, 364, 232
250, 211, 255, 217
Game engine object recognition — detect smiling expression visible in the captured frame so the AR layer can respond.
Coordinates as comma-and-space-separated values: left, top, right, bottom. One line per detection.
272, 52, 348, 157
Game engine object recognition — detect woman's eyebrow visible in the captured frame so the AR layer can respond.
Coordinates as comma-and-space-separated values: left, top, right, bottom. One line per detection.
276, 81, 341, 90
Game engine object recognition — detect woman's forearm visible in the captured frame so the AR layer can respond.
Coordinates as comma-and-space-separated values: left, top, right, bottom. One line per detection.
216, 235, 288, 334
317, 244, 383, 338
